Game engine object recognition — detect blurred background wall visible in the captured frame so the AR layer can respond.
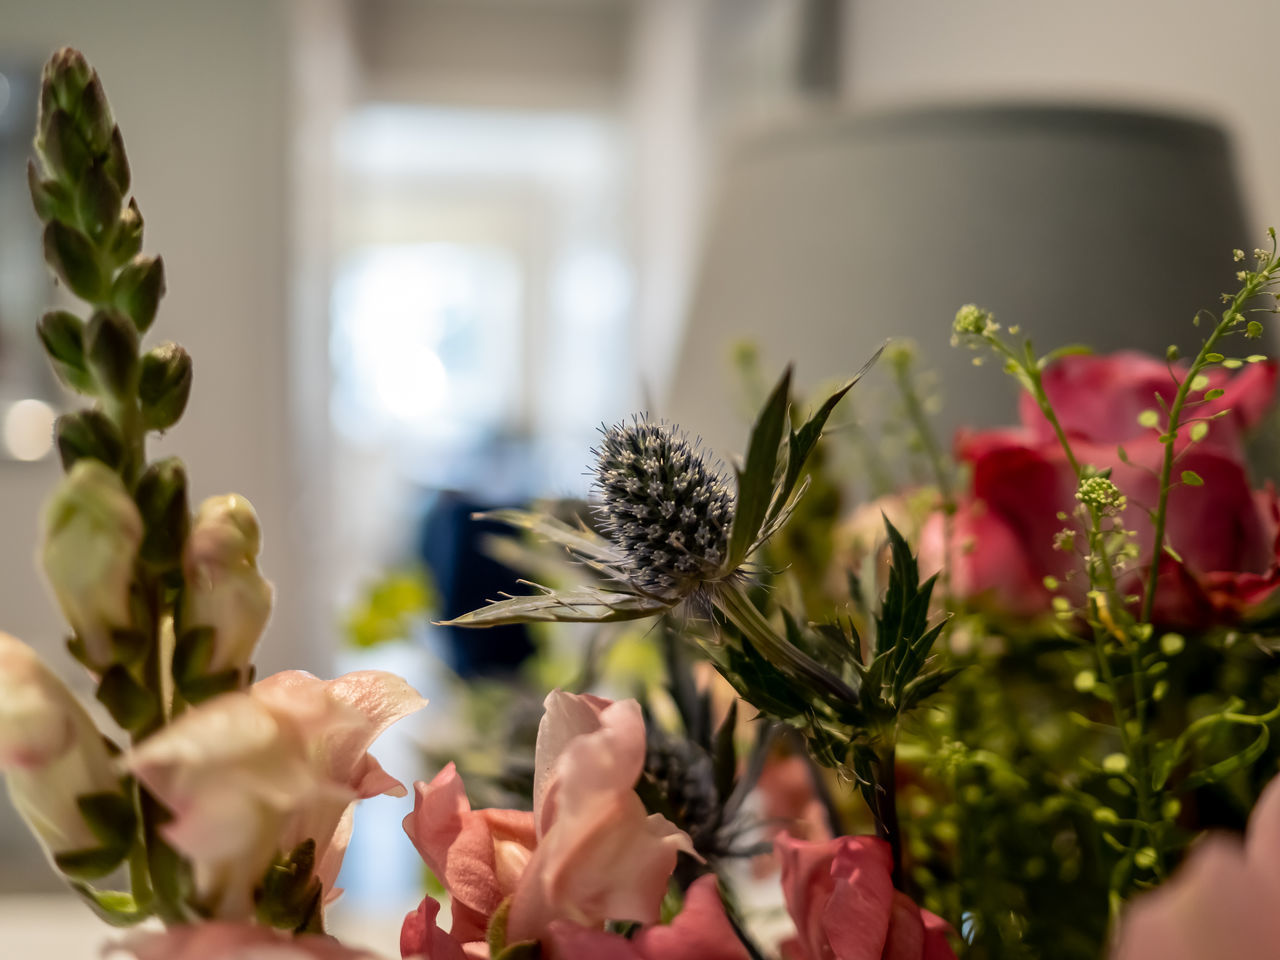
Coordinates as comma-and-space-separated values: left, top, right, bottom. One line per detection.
1, 0, 1278, 938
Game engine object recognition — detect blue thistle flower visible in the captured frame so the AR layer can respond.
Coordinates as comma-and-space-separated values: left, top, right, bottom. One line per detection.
592, 418, 735, 598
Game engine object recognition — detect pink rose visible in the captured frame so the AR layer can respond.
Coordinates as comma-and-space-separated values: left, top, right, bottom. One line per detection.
126, 670, 425, 920
108, 922, 392, 960
1110, 773, 1280, 960
1023, 350, 1276, 456
926, 352, 1280, 627
776, 835, 956, 960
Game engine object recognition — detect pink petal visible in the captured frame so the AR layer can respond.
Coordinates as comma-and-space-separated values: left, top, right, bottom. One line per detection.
542, 921, 642, 960
401, 897, 468, 960
533, 691, 612, 835
634, 874, 751, 960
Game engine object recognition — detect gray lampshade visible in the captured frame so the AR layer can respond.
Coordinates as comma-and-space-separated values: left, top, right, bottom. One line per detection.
667, 104, 1255, 455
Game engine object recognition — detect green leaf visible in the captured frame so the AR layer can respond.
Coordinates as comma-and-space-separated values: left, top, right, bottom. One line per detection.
1137, 409, 1159, 428
442, 586, 672, 627
900, 665, 964, 712
477, 509, 620, 568
770, 345, 884, 526
1180, 722, 1270, 792
1181, 470, 1204, 487
711, 700, 739, 802
727, 366, 791, 568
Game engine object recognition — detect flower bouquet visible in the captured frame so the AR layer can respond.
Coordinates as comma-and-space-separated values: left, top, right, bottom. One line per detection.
6, 48, 1280, 960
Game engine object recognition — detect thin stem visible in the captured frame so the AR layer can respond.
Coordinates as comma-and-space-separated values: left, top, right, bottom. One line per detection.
1141, 262, 1275, 622
874, 742, 904, 890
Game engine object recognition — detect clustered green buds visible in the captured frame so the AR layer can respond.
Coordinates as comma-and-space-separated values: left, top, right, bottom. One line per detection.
952, 303, 999, 340
593, 419, 735, 598
1076, 474, 1127, 515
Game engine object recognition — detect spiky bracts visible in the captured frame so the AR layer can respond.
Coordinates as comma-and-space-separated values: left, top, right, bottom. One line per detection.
593, 418, 735, 598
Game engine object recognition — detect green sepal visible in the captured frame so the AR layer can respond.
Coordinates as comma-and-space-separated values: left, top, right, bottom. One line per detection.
51, 790, 137, 880
28, 160, 73, 223
254, 838, 324, 933
103, 125, 131, 196
44, 220, 104, 301
55, 409, 124, 472
84, 309, 139, 398
68, 882, 150, 927
172, 626, 216, 684
486, 897, 539, 958
37, 309, 95, 394
135, 457, 190, 569
179, 668, 242, 705
96, 664, 158, 733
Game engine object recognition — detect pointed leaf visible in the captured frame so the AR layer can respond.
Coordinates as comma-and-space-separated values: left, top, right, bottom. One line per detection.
771, 345, 884, 524
477, 508, 620, 567
443, 586, 672, 627
727, 367, 791, 567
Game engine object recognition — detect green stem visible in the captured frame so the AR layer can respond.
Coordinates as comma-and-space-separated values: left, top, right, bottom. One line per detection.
713, 581, 857, 705
874, 742, 904, 890
1141, 268, 1273, 622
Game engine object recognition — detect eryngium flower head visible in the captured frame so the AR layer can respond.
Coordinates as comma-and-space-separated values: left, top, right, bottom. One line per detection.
593, 418, 735, 598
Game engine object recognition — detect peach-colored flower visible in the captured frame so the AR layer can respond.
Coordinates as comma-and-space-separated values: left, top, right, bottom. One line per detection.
108, 922, 394, 959
126, 670, 425, 920
505, 692, 696, 943
0, 631, 122, 860
181, 494, 273, 680
399, 896, 468, 960
40, 460, 143, 671
402, 763, 536, 942
540, 875, 752, 960
1110, 773, 1280, 960
402, 692, 694, 952
777, 835, 956, 960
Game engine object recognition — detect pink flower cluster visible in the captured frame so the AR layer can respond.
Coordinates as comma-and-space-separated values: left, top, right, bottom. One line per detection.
399, 690, 957, 960
924, 351, 1280, 627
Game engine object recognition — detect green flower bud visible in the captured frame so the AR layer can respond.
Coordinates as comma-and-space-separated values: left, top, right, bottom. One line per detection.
77, 74, 114, 153
112, 255, 165, 333
84, 309, 139, 398
1076, 475, 1127, 514
27, 160, 71, 224
55, 410, 123, 473
953, 304, 998, 337
45, 48, 93, 115
102, 125, 130, 197
43, 221, 104, 301
37, 310, 94, 395
135, 457, 190, 570
138, 343, 192, 432
41, 460, 143, 671
108, 198, 143, 265
38, 108, 91, 183
75, 164, 122, 244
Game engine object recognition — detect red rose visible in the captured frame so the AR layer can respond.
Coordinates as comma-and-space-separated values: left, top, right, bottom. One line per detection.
924, 352, 1279, 628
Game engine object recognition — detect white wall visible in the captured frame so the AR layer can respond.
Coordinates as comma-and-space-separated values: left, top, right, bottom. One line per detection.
0, 0, 305, 884
843, 0, 1280, 230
